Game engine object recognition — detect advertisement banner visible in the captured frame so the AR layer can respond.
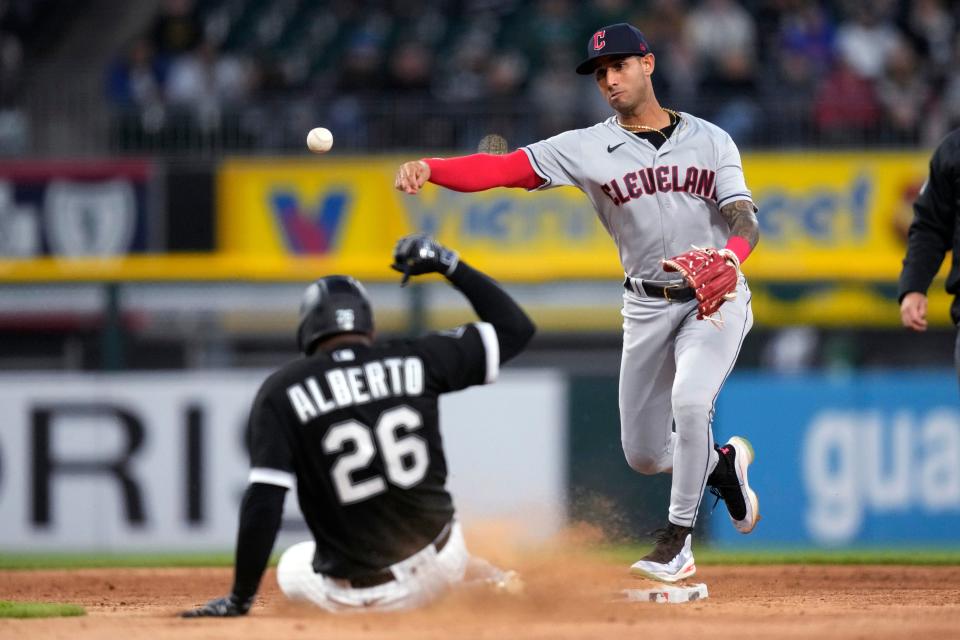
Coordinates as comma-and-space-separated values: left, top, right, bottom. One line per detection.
0, 371, 565, 551
712, 372, 960, 547
217, 153, 937, 283
0, 160, 154, 260
216, 157, 622, 280
743, 152, 933, 281
0, 152, 946, 297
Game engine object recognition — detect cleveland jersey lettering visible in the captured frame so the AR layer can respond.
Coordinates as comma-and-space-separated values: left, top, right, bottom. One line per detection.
601, 165, 717, 205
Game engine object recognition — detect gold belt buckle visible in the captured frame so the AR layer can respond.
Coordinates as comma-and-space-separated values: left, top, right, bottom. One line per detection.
662, 283, 681, 301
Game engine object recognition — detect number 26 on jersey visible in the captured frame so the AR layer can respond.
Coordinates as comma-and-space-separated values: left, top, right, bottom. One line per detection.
322, 405, 429, 504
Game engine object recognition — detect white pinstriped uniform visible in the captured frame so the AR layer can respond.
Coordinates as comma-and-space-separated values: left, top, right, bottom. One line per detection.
523, 113, 755, 526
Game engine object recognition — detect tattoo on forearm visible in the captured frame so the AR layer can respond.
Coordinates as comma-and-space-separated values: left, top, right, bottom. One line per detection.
720, 200, 760, 248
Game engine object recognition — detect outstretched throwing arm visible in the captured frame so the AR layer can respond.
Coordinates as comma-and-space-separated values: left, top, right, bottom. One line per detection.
394, 151, 543, 195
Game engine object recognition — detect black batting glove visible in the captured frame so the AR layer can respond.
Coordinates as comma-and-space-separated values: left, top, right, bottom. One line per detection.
180, 594, 252, 618
390, 233, 459, 287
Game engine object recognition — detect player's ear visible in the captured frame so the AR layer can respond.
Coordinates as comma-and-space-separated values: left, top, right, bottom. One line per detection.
640, 53, 655, 76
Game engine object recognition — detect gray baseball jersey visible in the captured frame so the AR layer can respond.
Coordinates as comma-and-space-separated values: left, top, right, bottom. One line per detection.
521, 113, 754, 279
522, 112, 755, 528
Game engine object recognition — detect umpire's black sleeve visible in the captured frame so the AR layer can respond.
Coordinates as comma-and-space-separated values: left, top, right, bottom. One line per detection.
899, 136, 959, 302
446, 260, 536, 363
230, 483, 287, 603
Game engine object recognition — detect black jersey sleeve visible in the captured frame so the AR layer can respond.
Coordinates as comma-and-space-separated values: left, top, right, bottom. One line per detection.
416, 321, 500, 393
231, 482, 286, 602
899, 135, 959, 301
246, 386, 296, 489
445, 261, 535, 364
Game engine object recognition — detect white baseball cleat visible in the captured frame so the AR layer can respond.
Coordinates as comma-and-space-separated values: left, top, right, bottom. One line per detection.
629, 523, 696, 584
708, 436, 760, 534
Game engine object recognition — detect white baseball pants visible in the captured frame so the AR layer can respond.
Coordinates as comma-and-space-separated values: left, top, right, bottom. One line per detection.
276, 521, 470, 612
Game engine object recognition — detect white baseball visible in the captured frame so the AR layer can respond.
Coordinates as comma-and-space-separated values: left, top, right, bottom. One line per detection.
306, 127, 333, 153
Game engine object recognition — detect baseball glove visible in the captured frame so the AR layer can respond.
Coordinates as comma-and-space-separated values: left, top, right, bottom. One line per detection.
662, 247, 740, 323
390, 233, 460, 286
180, 594, 252, 618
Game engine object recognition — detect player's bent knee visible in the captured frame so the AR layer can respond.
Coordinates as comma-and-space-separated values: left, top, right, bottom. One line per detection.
277, 540, 316, 599
623, 448, 662, 475
671, 397, 713, 428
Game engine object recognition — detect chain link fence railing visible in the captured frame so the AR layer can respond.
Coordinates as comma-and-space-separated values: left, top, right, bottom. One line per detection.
4, 87, 945, 158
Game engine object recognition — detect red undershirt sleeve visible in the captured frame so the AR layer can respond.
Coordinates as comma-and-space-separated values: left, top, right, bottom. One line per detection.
423, 150, 544, 191
724, 235, 753, 264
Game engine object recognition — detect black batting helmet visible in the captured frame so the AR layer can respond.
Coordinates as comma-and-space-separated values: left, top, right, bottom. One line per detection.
297, 275, 374, 354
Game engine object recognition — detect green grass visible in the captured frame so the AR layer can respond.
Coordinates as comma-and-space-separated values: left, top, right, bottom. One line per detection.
598, 546, 960, 566
0, 553, 239, 570
2, 548, 960, 571
0, 601, 85, 618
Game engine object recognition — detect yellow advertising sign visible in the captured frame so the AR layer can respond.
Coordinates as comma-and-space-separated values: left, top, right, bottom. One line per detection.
0, 153, 946, 292
216, 156, 622, 280
217, 158, 407, 279
0, 152, 950, 327
742, 152, 934, 281
214, 153, 940, 283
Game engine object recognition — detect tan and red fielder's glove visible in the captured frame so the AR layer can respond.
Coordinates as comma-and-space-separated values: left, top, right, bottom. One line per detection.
662, 247, 740, 322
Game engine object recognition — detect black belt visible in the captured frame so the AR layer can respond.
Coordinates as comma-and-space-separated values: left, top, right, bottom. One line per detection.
345, 522, 453, 589
623, 277, 695, 302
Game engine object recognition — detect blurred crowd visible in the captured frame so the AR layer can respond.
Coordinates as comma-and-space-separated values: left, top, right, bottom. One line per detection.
0, 0, 70, 153
105, 0, 960, 152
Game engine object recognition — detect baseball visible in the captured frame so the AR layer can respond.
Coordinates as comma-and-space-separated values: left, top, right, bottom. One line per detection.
307, 127, 333, 154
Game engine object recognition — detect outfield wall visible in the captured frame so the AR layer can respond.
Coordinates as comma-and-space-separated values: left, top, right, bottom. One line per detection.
1, 369, 957, 552
567, 370, 960, 548
713, 372, 960, 547
0, 153, 952, 327
0, 152, 936, 282
0, 371, 566, 552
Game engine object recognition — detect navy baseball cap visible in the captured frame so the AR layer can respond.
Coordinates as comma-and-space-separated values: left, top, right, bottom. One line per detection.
576, 23, 651, 75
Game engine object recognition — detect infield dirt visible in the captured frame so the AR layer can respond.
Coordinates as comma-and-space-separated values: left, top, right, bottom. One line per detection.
3, 537, 959, 640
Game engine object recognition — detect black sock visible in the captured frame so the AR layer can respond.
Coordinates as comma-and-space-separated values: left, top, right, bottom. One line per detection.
707, 448, 734, 486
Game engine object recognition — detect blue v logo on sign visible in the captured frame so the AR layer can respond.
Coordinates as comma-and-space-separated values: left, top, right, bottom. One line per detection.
270, 190, 349, 254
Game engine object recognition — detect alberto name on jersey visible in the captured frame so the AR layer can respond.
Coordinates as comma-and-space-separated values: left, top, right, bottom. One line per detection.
287, 356, 425, 422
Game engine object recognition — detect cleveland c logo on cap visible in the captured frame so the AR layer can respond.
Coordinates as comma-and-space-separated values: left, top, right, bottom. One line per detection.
593, 30, 606, 51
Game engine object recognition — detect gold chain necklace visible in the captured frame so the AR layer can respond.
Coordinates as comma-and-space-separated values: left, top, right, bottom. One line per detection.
616, 108, 680, 140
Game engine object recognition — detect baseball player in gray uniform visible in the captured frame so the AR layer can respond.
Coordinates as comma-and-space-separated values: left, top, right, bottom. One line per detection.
394, 23, 760, 583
